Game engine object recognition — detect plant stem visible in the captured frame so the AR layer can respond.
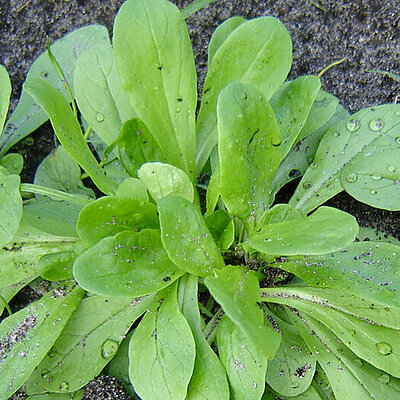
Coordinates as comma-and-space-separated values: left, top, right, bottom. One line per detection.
203, 308, 223, 344
0, 294, 12, 316
20, 183, 92, 206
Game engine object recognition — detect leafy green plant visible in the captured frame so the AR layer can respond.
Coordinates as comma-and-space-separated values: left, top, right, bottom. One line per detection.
1, 0, 400, 399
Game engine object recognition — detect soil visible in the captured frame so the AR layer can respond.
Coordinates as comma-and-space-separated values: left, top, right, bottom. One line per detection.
1, 0, 400, 398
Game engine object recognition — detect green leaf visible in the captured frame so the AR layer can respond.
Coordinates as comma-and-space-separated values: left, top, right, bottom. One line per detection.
290, 104, 400, 213
357, 226, 400, 246
243, 206, 358, 256
178, 274, 229, 400
24, 198, 82, 238
0, 174, 22, 246
262, 384, 323, 400
0, 283, 84, 398
217, 82, 280, 229
74, 44, 134, 146
129, 284, 196, 400
26, 391, 82, 400
27, 294, 155, 393
158, 196, 224, 276
73, 229, 184, 297
265, 311, 316, 397
204, 265, 281, 359
181, 0, 216, 19
207, 16, 246, 67
270, 76, 321, 158
117, 118, 167, 178
0, 280, 29, 317
113, 0, 197, 179
1, 25, 110, 155
206, 164, 220, 214
138, 162, 194, 202
256, 204, 304, 228
270, 103, 348, 201
34, 146, 94, 199
1, 153, 24, 175
39, 250, 76, 281
288, 309, 400, 400
116, 177, 149, 202
77, 196, 158, 246
196, 16, 292, 175
271, 241, 400, 308
205, 210, 235, 250
217, 315, 268, 400
0, 222, 78, 288
24, 79, 117, 195
0, 64, 11, 133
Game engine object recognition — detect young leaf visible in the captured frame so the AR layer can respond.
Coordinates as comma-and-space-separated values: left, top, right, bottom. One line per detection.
0, 284, 84, 398
38, 250, 76, 281
25, 391, 83, 400
288, 309, 400, 400
157, 196, 224, 276
24, 80, 117, 195
243, 206, 358, 256
113, 0, 197, 179
138, 162, 194, 202
178, 274, 229, 400
27, 294, 155, 393
270, 76, 321, 158
77, 196, 158, 246
0, 64, 11, 132
116, 177, 149, 202
0, 26, 110, 155
206, 164, 220, 214
196, 16, 292, 175
217, 315, 268, 400
207, 16, 246, 67
0, 173, 22, 246
74, 44, 134, 146
1, 153, 24, 175
73, 229, 184, 297
117, 118, 167, 177
217, 82, 280, 229
205, 210, 235, 250
129, 284, 196, 400
290, 104, 400, 213
204, 265, 281, 359
271, 241, 400, 308
34, 146, 94, 199
265, 311, 316, 397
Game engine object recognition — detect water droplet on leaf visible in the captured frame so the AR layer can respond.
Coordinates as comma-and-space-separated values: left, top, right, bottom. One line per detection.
377, 373, 390, 384
346, 119, 361, 132
333, 131, 341, 137
376, 342, 392, 355
369, 189, 377, 195
101, 339, 119, 359
353, 358, 363, 367
346, 173, 357, 183
371, 173, 382, 181
369, 119, 384, 131
59, 381, 69, 391
387, 165, 396, 172
303, 182, 312, 189
96, 113, 104, 122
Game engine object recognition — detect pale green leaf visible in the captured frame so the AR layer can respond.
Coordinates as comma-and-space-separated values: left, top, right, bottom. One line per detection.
116, 177, 149, 202
0, 64, 11, 133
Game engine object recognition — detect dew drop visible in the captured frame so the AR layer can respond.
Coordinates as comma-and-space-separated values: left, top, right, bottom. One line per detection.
101, 339, 119, 359
376, 342, 392, 355
333, 131, 341, 137
353, 358, 363, 367
346, 173, 358, 183
303, 182, 312, 189
371, 173, 382, 181
41, 71, 49, 78
369, 189, 378, 195
153, 86, 159, 91
59, 381, 69, 392
309, 162, 317, 169
346, 119, 361, 132
396, 137, 400, 144
377, 373, 390, 384
387, 165, 396, 173
96, 113, 104, 122
41, 368, 49, 378
369, 118, 384, 131
291, 382, 299, 388
140, 104, 146, 110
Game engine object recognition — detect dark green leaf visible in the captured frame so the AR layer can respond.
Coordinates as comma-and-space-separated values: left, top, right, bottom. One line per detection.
205, 210, 235, 250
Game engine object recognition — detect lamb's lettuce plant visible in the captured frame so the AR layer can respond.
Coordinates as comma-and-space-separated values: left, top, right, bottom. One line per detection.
1, 0, 400, 399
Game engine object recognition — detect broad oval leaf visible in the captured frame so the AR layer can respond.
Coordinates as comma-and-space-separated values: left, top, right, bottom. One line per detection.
27, 294, 155, 393
0, 284, 84, 398
196, 16, 292, 175
243, 206, 358, 256
0, 174, 22, 246
158, 196, 224, 276
1, 25, 110, 155
116, 177, 149, 202
24, 80, 117, 195
290, 104, 400, 213
204, 265, 281, 359
39, 250, 76, 281
265, 312, 316, 397
74, 44, 134, 146
270, 76, 321, 158
113, 0, 197, 179
77, 196, 158, 245
217, 315, 268, 400
74, 229, 183, 297
138, 162, 194, 202
129, 285, 196, 400
0, 64, 11, 132
217, 82, 280, 229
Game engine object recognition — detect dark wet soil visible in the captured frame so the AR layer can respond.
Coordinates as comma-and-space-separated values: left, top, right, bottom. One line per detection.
1, 0, 400, 398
